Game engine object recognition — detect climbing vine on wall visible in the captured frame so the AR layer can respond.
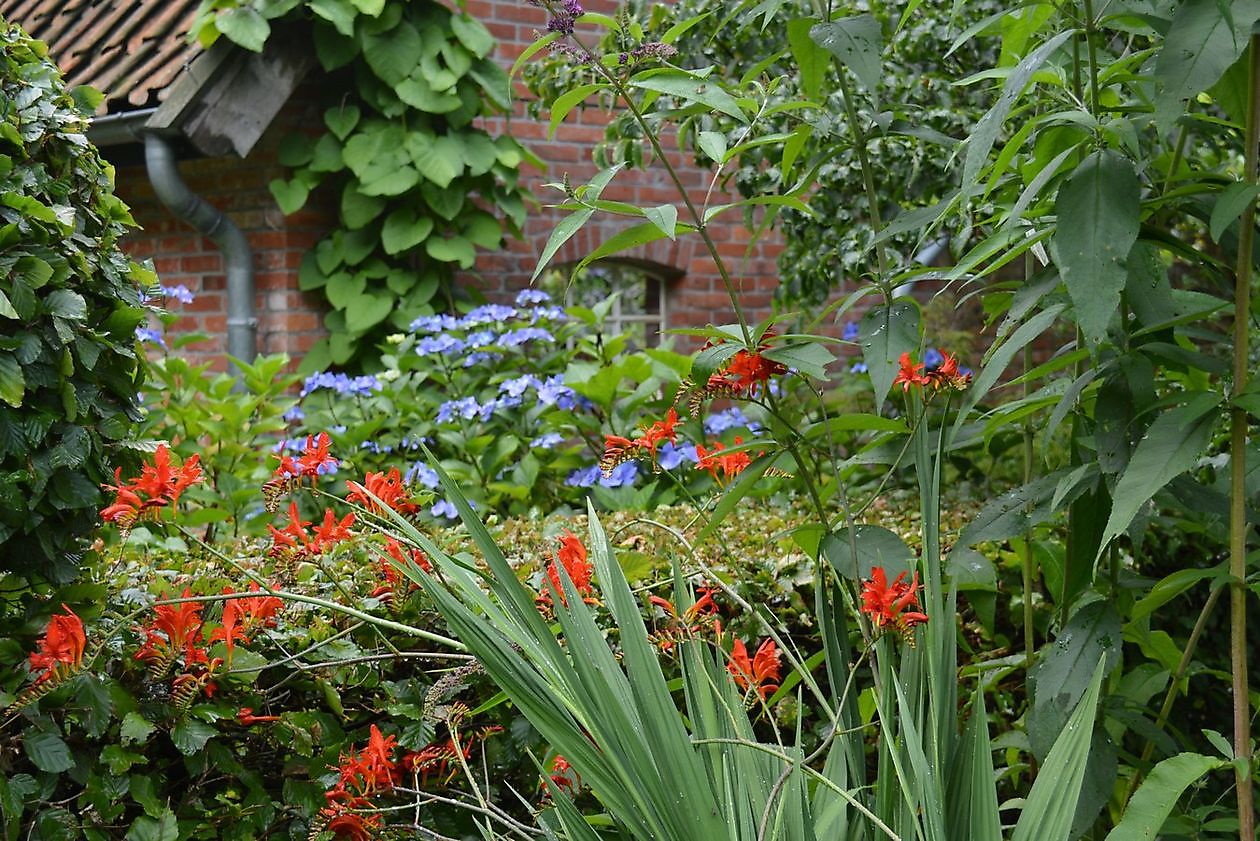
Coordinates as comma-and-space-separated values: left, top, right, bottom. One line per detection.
190, 0, 532, 369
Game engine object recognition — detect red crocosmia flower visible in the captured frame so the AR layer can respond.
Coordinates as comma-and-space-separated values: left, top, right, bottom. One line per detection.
100, 444, 203, 530
860, 567, 929, 642
727, 638, 781, 700
695, 438, 752, 485
924, 350, 972, 391
721, 347, 787, 393
346, 468, 419, 516
297, 432, 338, 478
236, 584, 283, 629
322, 811, 379, 841
268, 501, 315, 558
600, 408, 682, 476
209, 596, 247, 663
892, 352, 931, 392
546, 754, 580, 796
540, 531, 594, 607
136, 587, 206, 667
28, 605, 86, 684
237, 707, 280, 725
313, 508, 356, 549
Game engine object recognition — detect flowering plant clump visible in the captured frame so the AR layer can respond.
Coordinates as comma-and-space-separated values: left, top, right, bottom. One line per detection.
859, 567, 929, 643
99, 444, 203, 535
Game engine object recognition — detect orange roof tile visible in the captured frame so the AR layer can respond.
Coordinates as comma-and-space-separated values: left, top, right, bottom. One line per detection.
0, 0, 203, 113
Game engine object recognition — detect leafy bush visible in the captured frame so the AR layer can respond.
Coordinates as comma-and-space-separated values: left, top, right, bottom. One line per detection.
0, 20, 147, 582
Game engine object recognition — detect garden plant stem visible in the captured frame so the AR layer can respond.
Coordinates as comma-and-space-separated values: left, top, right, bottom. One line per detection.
1229, 32, 1259, 841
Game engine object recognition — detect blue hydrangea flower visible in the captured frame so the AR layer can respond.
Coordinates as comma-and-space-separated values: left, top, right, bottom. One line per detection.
515, 289, 551, 306
566, 465, 601, 487
658, 441, 699, 470
405, 462, 441, 489
465, 329, 497, 347
416, 334, 467, 357
462, 352, 503, 368
843, 321, 859, 342
300, 372, 380, 397
431, 499, 458, 519
531, 432, 565, 449
850, 361, 868, 374
136, 327, 165, 348
461, 304, 517, 327
161, 284, 195, 304
500, 327, 554, 348
436, 397, 486, 423
530, 305, 568, 324
600, 461, 638, 488
537, 375, 577, 409
704, 407, 760, 437
499, 375, 542, 400
409, 314, 460, 334
282, 405, 305, 422
924, 347, 945, 370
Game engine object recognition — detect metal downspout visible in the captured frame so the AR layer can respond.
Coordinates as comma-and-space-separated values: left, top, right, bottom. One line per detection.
142, 132, 257, 366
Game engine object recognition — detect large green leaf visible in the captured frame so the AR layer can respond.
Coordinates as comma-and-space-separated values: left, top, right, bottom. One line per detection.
1153, 0, 1260, 132
1011, 657, 1106, 841
0, 355, 25, 407
628, 69, 747, 122
1053, 150, 1140, 351
530, 165, 621, 282
822, 524, 914, 580
809, 14, 883, 95
380, 208, 433, 255
1028, 601, 1121, 761
1105, 753, 1227, 841
362, 20, 422, 86
857, 298, 920, 410
960, 30, 1073, 198
1097, 392, 1222, 558
23, 729, 74, 773
216, 6, 270, 51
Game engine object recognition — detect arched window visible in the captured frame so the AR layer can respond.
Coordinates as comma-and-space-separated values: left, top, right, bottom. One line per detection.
544, 259, 677, 348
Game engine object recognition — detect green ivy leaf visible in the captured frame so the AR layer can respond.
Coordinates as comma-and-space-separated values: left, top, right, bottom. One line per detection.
309, 0, 356, 37
269, 178, 310, 215
339, 183, 385, 228
324, 104, 361, 141
396, 74, 463, 113
451, 13, 494, 57
216, 6, 270, 52
425, 236, 476, 268
407, 134, 464, 188
381, 208, 434, 255
364, 20, 422, 86
1053, 150, 1140, 352
325, 272, 365, 310
344, 292, 395, 332
349, 0, 385, 16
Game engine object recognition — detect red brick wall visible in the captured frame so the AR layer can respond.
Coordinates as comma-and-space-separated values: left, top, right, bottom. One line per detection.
112, 0, 783, 368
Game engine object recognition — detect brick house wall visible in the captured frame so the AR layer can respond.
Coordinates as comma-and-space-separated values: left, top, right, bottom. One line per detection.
109, 0, 785, 368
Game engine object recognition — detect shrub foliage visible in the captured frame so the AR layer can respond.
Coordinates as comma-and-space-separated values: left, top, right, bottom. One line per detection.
0, 20, 147, 581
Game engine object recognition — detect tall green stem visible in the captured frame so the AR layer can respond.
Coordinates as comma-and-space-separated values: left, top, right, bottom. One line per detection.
1229, 33, 1259, 841
1022, 253, 1036, 667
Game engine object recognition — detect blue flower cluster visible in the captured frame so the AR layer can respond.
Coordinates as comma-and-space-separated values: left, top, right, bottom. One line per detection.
410, 291, 567, 368
434, 374, 579, 425
566, 461, 639, 489
161, 285, 195, 305
703, 407, 760, 437
136, 327, 165, 348
301, 372, 381, 398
